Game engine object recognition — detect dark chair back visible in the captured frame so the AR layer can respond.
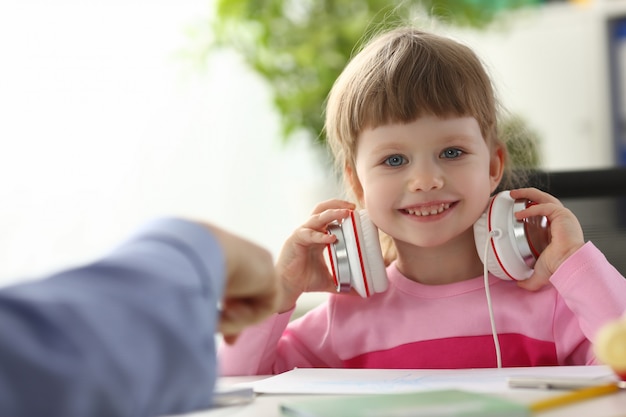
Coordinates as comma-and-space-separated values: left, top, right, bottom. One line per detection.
524, 168, 626, 277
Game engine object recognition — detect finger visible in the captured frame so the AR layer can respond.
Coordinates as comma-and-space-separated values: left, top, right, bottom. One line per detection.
219, 297, 276, 335
516, 278, 544, 291
222, 333, 239, 345
310, 199, 356, 215
513, 201, 562, 221
224, 266, 278, 301
303, 208, 354, 232
515, 261, 552, 291
222, 287, 280, 314
509, 188, 561, 205
291, 227, 338, 246
515, 273, 548, 291
223, 277, 280, 310
221, 266, 280, 310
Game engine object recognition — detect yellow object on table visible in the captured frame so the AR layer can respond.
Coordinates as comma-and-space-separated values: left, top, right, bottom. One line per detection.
594, 315, 626, 381
529, 383, 620, 413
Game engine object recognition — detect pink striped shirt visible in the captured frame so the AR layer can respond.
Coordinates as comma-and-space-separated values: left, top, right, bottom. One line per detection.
219, 242, 626, 375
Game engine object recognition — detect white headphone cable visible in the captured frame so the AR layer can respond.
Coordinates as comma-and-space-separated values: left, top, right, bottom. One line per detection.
483, 230, 502, 368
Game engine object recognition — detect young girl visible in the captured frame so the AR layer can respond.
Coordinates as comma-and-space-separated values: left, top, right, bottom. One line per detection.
219, 27, 626, 374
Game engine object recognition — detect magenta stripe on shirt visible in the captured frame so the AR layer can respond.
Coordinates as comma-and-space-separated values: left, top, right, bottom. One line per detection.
343, 334, 558, 369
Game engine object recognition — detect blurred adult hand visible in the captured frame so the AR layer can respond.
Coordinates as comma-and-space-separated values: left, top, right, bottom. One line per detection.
206, 224, 281, 344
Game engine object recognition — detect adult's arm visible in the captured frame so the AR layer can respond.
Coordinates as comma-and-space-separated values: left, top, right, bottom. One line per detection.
0, 218, 226, 417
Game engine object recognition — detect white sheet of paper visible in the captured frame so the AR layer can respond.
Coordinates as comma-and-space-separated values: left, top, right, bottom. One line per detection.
245, 365, 616, 395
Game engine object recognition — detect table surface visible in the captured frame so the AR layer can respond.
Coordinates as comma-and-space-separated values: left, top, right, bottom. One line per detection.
171, 374, 626, 417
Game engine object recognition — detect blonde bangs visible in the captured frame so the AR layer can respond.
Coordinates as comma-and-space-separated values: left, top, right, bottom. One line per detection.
326, 28, 498, 174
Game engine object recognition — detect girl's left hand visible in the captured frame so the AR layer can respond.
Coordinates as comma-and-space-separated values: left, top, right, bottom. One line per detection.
509, 187, 585, 291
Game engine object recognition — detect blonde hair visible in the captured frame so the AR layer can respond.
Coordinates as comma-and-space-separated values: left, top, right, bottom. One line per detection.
324, 27, 509, 264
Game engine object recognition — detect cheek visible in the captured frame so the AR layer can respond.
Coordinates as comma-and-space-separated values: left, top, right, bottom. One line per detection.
455, 162, 492, 190
464, 174, 494, 218
362, 177, 399, 208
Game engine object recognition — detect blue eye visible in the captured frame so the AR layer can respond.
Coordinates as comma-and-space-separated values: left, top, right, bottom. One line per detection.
441, 148, 463, 159
384, 155, 406, 167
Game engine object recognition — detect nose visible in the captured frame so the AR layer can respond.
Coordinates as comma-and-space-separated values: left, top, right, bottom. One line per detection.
406, 161, 444, 192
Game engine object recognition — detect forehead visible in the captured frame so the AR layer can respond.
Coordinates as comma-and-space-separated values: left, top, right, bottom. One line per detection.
356, 116, 485, 151
335, 31, 496, 153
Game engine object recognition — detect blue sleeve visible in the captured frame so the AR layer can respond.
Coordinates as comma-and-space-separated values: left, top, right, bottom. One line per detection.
0, 218, 226, 417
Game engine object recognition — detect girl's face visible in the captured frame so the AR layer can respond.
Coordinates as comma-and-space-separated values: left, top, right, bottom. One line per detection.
352, 115, 503, 251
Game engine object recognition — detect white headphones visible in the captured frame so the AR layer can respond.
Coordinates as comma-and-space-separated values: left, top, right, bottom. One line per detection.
326, 210, 388, 298
473, 190, 550, 281
325, 191, 550, 296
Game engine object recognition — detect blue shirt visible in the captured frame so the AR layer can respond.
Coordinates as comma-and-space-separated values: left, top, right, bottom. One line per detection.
0, 218, 225, 417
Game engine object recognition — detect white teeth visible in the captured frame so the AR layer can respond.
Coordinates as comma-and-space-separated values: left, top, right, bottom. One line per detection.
406, 203, 450, 217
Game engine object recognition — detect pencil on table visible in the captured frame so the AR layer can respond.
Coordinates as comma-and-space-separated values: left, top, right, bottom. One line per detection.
529, 383, 620, 413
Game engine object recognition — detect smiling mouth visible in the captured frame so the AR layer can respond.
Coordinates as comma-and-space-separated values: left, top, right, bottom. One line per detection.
403, 203, 451, 217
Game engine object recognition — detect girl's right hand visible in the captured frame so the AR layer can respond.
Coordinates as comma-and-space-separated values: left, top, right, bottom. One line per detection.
275, 199, 356, 313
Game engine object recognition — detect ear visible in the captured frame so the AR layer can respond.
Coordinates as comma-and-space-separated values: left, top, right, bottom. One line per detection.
489, 144, 505, 193
345, 163, 364, 204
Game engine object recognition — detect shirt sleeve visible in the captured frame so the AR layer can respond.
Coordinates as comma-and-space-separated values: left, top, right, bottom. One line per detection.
218, 298, 344, 376
550, 241, 626, 365
0, 218, 225, 417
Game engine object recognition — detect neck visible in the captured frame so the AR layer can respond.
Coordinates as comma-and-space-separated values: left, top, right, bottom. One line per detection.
394, 229, 484, 285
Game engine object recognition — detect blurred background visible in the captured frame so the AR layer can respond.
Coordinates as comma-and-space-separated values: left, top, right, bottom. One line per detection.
0, 0, 624, 310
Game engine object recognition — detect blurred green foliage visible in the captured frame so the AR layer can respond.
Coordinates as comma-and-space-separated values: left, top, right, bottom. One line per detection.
499, 113, 542, 168
207, 0, 542, 159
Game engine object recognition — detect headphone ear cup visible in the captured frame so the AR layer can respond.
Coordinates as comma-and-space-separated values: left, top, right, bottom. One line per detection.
354, 210, 388, 294
474, 208, 509, 280
339, 210, 388, 297
474, 191, 534, 281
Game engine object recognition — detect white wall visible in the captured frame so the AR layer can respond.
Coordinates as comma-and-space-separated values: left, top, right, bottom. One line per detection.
448, 1, 618, 170
0, 0, 339, 287
0, 0, 622, 292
